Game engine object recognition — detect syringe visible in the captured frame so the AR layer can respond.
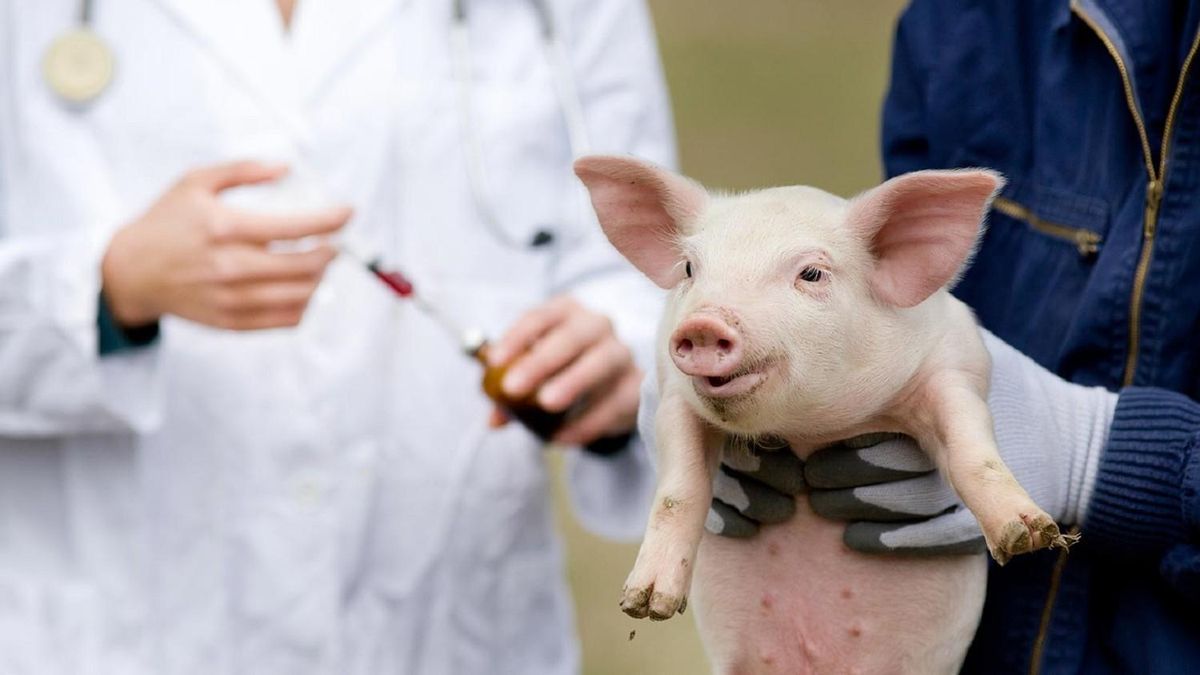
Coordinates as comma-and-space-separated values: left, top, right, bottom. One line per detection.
340, 247, 485, 355
343, 248, 630, 453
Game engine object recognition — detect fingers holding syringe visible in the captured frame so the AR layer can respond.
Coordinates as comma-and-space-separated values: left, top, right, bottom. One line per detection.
187, 246, 335, 327
192, 277, 322, 330
207, 244, 337, 283
214, 205, 352, 245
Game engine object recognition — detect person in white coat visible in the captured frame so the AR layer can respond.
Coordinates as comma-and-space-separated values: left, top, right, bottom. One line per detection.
0, 0, 674, 672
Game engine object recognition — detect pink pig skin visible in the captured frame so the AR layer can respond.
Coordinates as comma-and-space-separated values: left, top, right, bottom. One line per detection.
694, 484, 985, 674
575, 156, 1074, 674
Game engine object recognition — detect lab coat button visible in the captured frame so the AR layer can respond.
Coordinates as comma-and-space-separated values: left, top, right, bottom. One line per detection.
295, 478, 325, 506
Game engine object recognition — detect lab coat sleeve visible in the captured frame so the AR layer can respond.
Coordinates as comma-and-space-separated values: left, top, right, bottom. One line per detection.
0, 211, 163, 437
0, 7, 161, 438
552, 0, 676, 541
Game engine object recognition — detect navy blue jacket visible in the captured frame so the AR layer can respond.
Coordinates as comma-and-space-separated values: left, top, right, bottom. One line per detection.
883, 1, 1200, 672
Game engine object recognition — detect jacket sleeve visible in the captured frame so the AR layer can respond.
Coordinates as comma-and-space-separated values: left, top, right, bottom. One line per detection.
881, 3, 1200, 599
549, 0, 676, 541
1086, 387, 1200, 600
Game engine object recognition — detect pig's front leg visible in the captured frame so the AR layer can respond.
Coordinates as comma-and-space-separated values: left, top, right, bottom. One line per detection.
622, 390, 721, 620
920, 375, 1077, 565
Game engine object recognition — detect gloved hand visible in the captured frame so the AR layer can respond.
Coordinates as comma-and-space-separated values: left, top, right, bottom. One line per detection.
708, 329, 1119, 555
705, 432, 932, 537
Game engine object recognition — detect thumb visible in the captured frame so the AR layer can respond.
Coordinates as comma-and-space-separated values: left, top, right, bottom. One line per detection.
488, 406, 510, 429
187, 160, 289, 192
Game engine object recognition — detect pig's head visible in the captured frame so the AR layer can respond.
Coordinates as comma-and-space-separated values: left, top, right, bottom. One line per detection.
575, 156, 1002, 437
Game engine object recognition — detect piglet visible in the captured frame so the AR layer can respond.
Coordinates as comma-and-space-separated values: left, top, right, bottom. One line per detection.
574, 156, 1075, 674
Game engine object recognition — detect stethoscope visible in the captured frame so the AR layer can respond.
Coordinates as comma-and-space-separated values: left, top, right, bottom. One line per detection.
42, 0, 116, 105
42, 0, 591, 251
451, 0, 593, 250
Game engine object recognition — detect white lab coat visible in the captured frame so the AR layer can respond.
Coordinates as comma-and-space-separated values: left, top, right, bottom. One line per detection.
0, 0, 674, 672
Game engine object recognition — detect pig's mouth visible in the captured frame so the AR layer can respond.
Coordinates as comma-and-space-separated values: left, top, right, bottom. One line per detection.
692, 368, 768, 399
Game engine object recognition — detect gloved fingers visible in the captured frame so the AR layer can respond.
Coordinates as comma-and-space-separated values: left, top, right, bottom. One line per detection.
809, 472, 960, 522
706, 499, 759, 538
805, 433, 934, 489
713, 466, 796, 525
843, 507, 986, 556
720, 437, 806, 495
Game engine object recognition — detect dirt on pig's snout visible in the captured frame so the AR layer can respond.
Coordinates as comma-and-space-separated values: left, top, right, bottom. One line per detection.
691, 493, 986, 674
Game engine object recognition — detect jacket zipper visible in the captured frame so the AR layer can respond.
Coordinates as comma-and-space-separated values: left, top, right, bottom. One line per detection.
992, 196, 1102, 256
1025, 6, 1200, 675
1072, 3, 1200, 387
1027, 526, 1081, 673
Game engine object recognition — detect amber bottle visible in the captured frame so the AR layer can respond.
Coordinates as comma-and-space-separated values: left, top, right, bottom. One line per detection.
467, 336, 631, 455
471, 340, 568, 441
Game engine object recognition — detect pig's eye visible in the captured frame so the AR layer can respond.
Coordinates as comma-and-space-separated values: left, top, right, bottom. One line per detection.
684, 261, 693, 278
798, 266, 824, 283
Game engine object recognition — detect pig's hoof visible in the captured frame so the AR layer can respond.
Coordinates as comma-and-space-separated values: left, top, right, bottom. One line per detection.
648, 590, 685, 621
987, 512, 1076, 565
620, 586, 651, 619
987, 520, 1029, 566
620, 585, 686, 621
1026, 512, 1080, 551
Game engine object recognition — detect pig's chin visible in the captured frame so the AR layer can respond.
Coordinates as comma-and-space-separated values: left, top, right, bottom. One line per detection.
688, 363, 774, 424
691, 370, 767, 399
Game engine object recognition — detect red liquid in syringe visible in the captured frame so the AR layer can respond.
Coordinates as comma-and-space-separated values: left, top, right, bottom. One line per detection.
367, 261, 414, 297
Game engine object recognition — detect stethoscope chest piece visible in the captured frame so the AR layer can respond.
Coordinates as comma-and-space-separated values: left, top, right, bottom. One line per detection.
43, 28, 115, 105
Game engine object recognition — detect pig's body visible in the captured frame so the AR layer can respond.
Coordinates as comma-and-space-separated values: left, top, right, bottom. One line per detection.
574, 157, 1073, 675
693, 501, 986, 674
661, 287, 991, 674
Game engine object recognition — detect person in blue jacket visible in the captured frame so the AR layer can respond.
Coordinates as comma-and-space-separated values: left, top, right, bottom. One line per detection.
707, 1, 1200, 672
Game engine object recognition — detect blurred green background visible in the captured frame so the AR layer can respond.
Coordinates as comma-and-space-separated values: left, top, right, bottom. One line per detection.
553, 1, 909, 673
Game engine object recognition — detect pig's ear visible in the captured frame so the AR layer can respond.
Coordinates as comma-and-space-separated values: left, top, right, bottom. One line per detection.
847, 169, 1004, 308
574, 155, 708, 289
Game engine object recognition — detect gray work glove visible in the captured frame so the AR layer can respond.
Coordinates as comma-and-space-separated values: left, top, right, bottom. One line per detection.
804, 434, 989, 554
706, 433, 948, 543
708, 330, 1119, 555
707, 435, 809, 538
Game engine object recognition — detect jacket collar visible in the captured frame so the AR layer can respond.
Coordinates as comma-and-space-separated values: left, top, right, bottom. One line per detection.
1069, 0, 1149, 127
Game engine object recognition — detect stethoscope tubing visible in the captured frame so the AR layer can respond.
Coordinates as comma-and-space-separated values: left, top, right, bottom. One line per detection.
452, 0, 592, 251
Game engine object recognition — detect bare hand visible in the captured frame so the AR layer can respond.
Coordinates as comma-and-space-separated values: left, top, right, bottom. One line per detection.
488, 295, 641, 445
101, 161, 352, 330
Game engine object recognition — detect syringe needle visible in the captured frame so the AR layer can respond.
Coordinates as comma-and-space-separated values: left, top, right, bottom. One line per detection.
343, 248, 483, 354
338, 245, 371, 267
412, 294, 471, 346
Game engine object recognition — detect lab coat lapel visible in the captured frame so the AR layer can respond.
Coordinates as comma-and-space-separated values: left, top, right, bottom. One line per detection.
147, 0, 295, 115
292, 0, 412, 102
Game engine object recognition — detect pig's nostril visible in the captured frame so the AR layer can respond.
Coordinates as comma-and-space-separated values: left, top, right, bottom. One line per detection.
717, 339, 732, 353
677, 339, 694, 355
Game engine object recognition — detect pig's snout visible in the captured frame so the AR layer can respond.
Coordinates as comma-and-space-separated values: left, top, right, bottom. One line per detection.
671, 316, 742, 377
